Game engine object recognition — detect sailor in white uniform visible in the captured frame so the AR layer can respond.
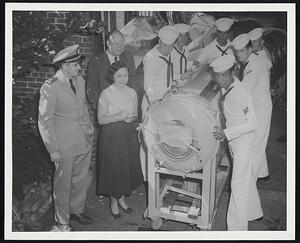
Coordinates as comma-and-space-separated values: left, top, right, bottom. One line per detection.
170, 23, 193, 85
232, 33, 273, 179
196, 17, 234, 65
210, 55, 263, 231
140, 25, 179, 180
248, 27, 273, 70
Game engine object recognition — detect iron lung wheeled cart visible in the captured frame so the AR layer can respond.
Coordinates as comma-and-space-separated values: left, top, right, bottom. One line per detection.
139, 65, 231, 230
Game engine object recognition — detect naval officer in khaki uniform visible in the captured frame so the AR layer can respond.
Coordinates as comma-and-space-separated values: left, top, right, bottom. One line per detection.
210, 55, 263, 230
232, 34, 272, 179
38, 45, 94, 231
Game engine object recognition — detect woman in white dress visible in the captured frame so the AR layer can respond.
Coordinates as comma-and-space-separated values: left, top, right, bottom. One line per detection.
97, 61, 143, 219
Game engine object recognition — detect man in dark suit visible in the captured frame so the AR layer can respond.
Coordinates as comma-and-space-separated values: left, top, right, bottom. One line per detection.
86, 30, 138, 112
86, 30, 141, 197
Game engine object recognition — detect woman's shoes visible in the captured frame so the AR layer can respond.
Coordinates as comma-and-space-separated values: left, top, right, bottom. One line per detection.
110, 208, 121, 220
117, 197, 133, 214
110, 201, 121, 220
110, 196, 133, 219
118, 204, 133, 214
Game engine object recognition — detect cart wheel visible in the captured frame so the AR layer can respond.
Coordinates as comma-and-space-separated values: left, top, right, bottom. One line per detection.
151, 218, 163, 230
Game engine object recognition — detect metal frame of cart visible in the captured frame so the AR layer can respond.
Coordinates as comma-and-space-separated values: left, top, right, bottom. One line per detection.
144, 142, 231, 230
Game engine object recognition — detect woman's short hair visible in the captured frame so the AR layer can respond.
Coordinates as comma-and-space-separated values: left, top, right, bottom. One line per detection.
105, 61, 128, 84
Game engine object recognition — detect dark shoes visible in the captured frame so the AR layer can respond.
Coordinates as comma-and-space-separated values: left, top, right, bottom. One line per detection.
119, 204, 133, 214
110, 210, 121, 220
109, 204, 133, 219
110, 202, 121, 220
70, 213, 93, 225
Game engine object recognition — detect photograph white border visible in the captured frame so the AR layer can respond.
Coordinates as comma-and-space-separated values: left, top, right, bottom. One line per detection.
5, 2, 295, 240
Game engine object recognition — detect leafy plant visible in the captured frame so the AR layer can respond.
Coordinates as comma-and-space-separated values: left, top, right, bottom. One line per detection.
13, 11, 106, 80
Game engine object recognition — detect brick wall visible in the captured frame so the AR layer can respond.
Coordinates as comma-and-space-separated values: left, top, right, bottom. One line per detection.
13, 11, 96, 99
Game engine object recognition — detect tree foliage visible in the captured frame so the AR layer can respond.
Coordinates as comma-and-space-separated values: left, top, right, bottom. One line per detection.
13, 11, 106, 80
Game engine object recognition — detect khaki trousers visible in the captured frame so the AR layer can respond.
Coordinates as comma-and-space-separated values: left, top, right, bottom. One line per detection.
53, 145, 92, 225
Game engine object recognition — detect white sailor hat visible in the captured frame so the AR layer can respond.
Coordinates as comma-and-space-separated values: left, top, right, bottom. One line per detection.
174, 23, 191, 33
232, 33, 250, 50
210, 54, 235, 73
52, 44, 85, 64
215, 18, 234, 32
158, 25, 179, 45
249, 27, 264, 41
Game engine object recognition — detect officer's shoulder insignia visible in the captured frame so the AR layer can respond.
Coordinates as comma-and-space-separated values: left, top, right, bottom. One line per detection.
246, 69, 253, 75
45, 76, 58, 85
243, 106, 249, 114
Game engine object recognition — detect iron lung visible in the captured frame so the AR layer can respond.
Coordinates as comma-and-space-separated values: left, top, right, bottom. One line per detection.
140, 64, 222, 173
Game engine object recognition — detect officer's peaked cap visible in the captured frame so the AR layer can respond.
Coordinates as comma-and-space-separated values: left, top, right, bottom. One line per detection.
52, 44, 85, 64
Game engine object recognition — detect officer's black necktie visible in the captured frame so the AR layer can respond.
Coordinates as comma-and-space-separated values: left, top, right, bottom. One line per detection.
114, 56, 119, 63
216, 45, 229, 56
218, 86, 234, 129
238, 61, 249, 81
174, 47, 187, 75
159, 55, 173, 88
69, 79, 76, 95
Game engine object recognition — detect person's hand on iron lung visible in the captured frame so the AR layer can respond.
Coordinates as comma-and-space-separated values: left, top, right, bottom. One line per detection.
212, 125, 226, 141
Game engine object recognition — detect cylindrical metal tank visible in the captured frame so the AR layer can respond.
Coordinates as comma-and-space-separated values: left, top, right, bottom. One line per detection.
140, 65, 221, 173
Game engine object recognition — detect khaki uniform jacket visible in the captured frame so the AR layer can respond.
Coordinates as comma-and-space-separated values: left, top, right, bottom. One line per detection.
38, 70, 94, 158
